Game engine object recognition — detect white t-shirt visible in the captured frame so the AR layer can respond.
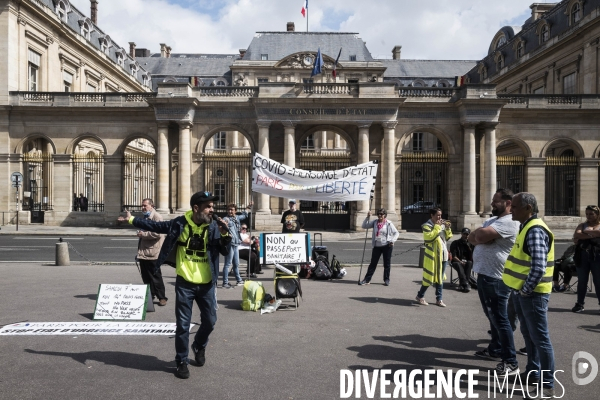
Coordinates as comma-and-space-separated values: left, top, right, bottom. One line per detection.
239, 232, 251, 250
472, 214, 520, 279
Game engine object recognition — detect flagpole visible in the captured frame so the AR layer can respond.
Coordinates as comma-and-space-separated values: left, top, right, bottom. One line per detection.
307, 7, 308, 32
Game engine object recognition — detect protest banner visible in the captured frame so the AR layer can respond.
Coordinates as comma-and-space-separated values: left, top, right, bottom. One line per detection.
251, 153, 377, 201
0, 322, 192, 335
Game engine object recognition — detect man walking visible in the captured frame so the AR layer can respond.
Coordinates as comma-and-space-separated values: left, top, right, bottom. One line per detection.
136, 198, 167, 306
468, 188, 520, 376
118, 191, 230, 379
503, 192, 556, 398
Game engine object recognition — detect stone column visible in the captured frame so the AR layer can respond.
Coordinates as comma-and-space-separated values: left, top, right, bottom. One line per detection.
334, 133, 341, 149
52, 154, 72, 213
483, 124, 497, 216
525, 158, 546, 217
156, 123, 170, 213
357, 123, 372, 213
256, 121, 271, 213
478, 131, 485, 215
382, 121, 397, 214
283, 122, 296, 204
462, 124, 477, 215
320, 131, 327, 151
579, 158, 598, 216
177, 122, 192, 211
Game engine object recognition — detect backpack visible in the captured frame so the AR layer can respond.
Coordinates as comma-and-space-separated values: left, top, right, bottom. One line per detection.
330, 255, 342, 279
312, 255, 332, 280
241, 281, 265, 311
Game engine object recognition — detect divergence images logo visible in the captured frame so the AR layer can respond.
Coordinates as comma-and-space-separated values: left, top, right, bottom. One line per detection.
572, 351, 598, 386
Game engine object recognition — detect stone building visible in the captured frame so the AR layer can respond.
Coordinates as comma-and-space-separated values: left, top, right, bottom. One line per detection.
1, 0, 598, 231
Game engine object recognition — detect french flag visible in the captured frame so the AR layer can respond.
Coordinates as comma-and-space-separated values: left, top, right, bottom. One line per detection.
301, 0, 307, 17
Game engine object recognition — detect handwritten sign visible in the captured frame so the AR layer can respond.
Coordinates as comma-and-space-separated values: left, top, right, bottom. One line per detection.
0, 322, 191, 335
260, 233, 310, 265
251, 153, 378, 201
93, 284, 149, 320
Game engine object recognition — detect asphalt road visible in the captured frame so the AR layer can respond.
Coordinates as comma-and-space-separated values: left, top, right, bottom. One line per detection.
0, 235, 572, 266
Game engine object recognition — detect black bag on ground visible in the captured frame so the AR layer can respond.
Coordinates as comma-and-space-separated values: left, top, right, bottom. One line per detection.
312, 255, 332, 280
330, 255, 342, 279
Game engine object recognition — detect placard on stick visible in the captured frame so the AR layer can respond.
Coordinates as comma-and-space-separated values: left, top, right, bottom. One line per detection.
93, 284, 150, 320
259, 233, 310, 265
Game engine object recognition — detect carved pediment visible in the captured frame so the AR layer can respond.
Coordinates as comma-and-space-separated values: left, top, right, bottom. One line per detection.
275, 52, 337, 70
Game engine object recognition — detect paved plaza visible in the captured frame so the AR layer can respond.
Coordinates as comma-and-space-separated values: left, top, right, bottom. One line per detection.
1, 251, 599, 399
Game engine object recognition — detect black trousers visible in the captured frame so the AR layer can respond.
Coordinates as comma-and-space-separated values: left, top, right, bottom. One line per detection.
239, 249, 260, 274
363, 245, 393, 282
139, 259, 167, 300
451, 260, 473, 286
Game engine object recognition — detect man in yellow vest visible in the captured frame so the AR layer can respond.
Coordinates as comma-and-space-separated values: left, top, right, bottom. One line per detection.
503, 192, 555, 398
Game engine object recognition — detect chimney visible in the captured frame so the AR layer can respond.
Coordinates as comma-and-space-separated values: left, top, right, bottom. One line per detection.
287, 22, 295, 32
90, 0, 98, 25
135, 48, 151, 58
129, 42, 136, 59
392, 45, 402, 60
166, 46, 172, 58
160, 43, 167, 58
239, 49, 246, 58
530, 3, 556, 21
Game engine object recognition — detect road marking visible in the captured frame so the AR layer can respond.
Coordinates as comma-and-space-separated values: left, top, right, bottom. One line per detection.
0, 246, 53, 248
110, 239, 139, 241
104, 247, 137, 249
12, 237, 84, 240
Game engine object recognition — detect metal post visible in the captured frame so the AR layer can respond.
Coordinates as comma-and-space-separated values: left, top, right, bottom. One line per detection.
16, 186, 19, 231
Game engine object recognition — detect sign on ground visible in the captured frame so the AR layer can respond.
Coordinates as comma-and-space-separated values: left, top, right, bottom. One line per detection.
93, 284, 149, 320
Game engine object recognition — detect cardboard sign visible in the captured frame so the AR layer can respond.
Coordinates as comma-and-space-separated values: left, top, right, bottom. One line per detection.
260, 233, 311, 265
93, 284, 150, 320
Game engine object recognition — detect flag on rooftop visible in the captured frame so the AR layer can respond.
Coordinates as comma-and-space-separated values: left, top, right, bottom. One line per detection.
311, 48, 323, 77
301, 0, 308, 17
332, 48, 342, 79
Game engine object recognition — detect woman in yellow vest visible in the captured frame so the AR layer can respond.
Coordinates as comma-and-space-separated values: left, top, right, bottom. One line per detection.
415, 207, 452, 307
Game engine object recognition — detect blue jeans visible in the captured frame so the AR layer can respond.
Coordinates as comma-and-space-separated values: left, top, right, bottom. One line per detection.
576, 249, 600, 306
363, 245, 393, 282
417, 261, 447, 301
476, 274, 517, 364
513, 292, 554, 388
175, 276, 217, 364
223, 244, 242, 284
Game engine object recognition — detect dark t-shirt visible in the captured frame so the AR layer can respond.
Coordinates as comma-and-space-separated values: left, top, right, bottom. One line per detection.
281, 210, 304, 233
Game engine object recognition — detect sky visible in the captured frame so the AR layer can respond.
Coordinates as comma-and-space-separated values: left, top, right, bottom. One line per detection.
69, 0, 555, 60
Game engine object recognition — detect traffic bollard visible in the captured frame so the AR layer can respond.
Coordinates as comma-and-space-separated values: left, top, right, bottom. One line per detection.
55, 241, 70, 266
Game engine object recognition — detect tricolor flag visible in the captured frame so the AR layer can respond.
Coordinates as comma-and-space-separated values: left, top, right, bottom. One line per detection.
455, 75, 466, 87
332, 48, 342, 79
301, 0, 308, 17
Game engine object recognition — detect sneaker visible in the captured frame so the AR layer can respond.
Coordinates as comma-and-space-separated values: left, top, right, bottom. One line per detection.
415, 296, 428, 305
158, 299, 167, 306
222, 283, 232, 289
249, 273, 257, 278
495, 362, 520, 376
175, 362, 190, 379
474, 349, 501, 361
436, 300, 447, 307
517, 347, 527, 356
191, 342, 206, 366
462, 285, 471, 293
572, 303, 584, 313
384, 280, 390, 286
358, 280, 370, 286
523, 386, 554, 399
236, 281, 244, 286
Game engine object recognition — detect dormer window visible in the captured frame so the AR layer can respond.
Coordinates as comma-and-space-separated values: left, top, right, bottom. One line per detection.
541, 24, 549, 42
116, 51, 124, 67
143, 73, 151, 87
496, 54, 504, 71
100, 39, 108, 54
516, 41, 524, 58
130, 62, 138, 76
82, 22, 90, 40
56, 1, 67, 22
571, 2, 581, 24
349, 55, 357, 61
495, 34, 506, 50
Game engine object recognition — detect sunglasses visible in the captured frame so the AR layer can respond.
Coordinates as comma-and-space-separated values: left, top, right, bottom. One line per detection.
241, 227, 247, 230
377, 213, 385, 216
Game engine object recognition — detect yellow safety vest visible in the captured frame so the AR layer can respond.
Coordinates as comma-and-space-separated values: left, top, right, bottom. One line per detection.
503, 219, 554, 294
421, 222, 452, 287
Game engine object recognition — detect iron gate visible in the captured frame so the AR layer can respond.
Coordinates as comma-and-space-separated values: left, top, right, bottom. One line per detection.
72, 153, 104, 212
122, 154, 156, 212
545, 155, 578, 216
497, 155, 525, 194
298, 151, 352, 231
201, 151, 253, 214
400, 152, 448, 230
22, 153, 53, 223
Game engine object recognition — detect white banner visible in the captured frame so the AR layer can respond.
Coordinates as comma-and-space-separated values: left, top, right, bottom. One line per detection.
0, 322, 194, 335
252, 153, 377, 201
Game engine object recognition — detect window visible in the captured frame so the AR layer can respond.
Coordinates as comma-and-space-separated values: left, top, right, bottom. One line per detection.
533, 86, 544, 94
541, 24, 549, 42
257, 78, 269, 83
516, 41, 524, 58
101, 39, 108, 54
63, 71, 73, 92
436, 139, 443, 152
563, 72, 576, 94
214, 131, 226, 149
130, 64, 137, 76
496, 55, 504, 71
82, 22, 90, 40
116, 52, 124, 67
495, 34, 506, 49
86, 83, 96, 92
261, 54, 268, 61
56, 1, 67, 21
349, 55, 357, 61
214, 183, 225, 203
412, 132, 423, 152
301, 134, 314, 150
28, 49, 41, 92
571, 3, 581, 25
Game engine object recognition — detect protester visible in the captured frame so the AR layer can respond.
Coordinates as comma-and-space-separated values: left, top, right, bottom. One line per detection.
136, 198, 167, 306
281, 199, 304, 233
571, 204, 600, 313
415, 208, 452, 307
118, 191, 231, 380
222, 202, 252, 289
468, 188, 520, 376
503, 192, 556, 398
78, 193, 88, 212
359, 208, 399, 286
449, 228, 474, 292
239, 224, 260, 277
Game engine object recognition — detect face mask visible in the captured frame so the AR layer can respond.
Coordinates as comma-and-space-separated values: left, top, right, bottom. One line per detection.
143, 211, 151, 217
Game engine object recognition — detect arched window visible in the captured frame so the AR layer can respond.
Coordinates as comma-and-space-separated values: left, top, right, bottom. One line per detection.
541, 24, 549, 42
516, 41, 524, 58
571, 2, 581, 24
495, 34, 506, 49
82, 22, 90, 39
56, 1, 67, 21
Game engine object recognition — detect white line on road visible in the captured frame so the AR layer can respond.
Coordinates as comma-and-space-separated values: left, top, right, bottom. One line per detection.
0, 246, 53, 248
12, 237, 84, 240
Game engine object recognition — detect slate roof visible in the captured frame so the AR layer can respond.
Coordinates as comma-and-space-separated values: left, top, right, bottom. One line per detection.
137, 55, 237, 76
380, 60, 477, 78
244, 32, 374, 61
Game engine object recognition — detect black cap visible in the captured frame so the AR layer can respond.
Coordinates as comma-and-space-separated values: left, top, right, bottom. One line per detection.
461, 228, 471, 234
190, 191, 219, 207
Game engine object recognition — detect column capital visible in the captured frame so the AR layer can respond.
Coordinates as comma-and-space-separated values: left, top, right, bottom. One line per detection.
256, 120, 272, 129
481, 122, 499, 130
157, 122, 169, 130
461, 122, 477, 129
382, 121, 397, 130
357, 122, 372, 129
282, 121, 296, 129
178, 121, 193, 130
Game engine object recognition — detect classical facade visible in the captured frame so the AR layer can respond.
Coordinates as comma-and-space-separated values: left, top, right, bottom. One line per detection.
1, 0, 599, 231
